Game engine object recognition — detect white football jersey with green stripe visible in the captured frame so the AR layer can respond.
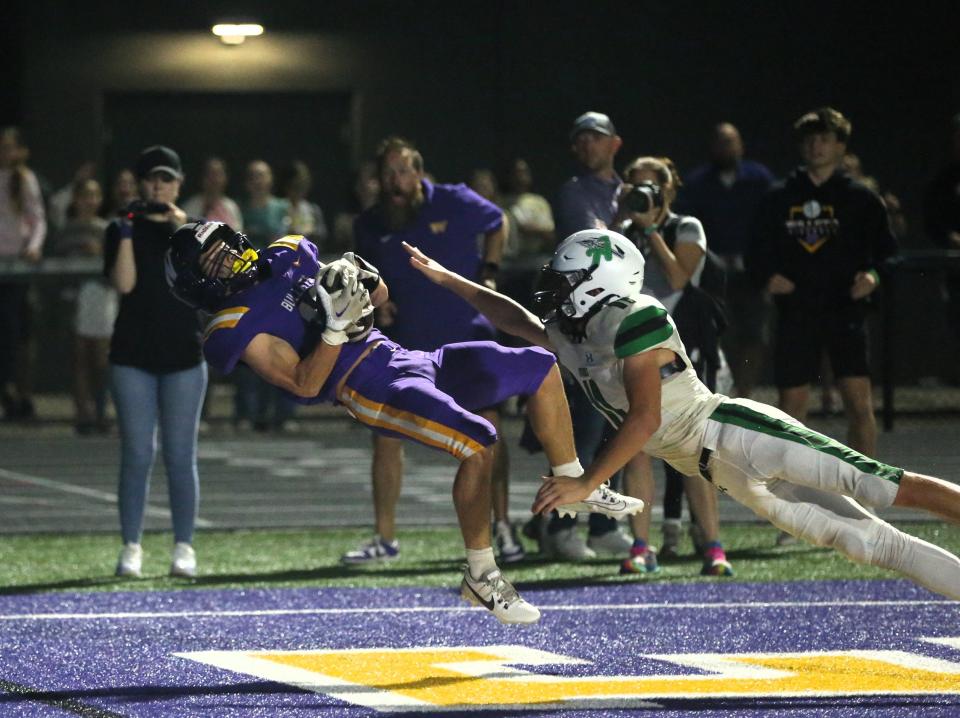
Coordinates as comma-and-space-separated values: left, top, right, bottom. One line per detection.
546, 294, 723, 477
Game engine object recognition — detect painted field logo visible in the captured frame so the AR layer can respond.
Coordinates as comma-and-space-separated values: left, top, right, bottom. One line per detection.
178, 642, 960, 712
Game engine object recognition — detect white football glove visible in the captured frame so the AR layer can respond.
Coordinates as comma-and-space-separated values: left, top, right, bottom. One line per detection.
341, 252, 381, 292
313, 263, 371, 345
315, 260, 360, 299
344, 305, 375, 343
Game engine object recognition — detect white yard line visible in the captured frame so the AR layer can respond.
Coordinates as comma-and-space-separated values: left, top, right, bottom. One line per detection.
0, 599, 954, 622
0, 467, 214, 527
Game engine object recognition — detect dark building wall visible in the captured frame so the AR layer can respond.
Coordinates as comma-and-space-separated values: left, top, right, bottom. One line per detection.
10, 0, 960, 389
16, 1, 959, 224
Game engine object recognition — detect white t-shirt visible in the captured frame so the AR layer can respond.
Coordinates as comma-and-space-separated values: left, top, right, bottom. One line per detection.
638, 213, 706, 314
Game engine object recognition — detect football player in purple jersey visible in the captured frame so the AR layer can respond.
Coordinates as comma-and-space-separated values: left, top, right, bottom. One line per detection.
164, 221, 644, 624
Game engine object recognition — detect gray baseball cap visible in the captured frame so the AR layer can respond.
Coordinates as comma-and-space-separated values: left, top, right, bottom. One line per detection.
570, 112, 617, 140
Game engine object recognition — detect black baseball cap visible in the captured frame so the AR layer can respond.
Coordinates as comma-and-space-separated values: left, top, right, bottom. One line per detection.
136, 145, 183, 180
570, 112, 617, 141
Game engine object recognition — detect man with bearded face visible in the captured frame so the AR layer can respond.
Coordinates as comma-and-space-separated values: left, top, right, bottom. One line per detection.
347, 137, 522, 565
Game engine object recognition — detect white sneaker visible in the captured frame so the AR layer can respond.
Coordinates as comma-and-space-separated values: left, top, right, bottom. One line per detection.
556, 482, 645, 520
460, 565, 540, 625
170, 542, 197, 578
587, 527, 633, 556
546, 527, 596, 561
493, 521, 526, 564
340, 535, 400, 565
116, 543, 143, 578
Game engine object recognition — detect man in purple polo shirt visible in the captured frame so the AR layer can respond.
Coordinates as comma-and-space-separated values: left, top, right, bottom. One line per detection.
347, 137, 524, 565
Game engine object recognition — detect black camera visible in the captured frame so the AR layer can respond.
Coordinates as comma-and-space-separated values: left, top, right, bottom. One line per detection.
622, 181, 664, 214
121, 200, 170, 218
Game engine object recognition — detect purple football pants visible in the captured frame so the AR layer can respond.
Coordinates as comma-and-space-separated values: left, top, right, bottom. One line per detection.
339, 340, 555, 460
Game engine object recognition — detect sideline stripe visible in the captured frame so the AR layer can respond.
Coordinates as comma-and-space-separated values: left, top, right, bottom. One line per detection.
0, 677, 126, 718
1, 599, 954, 621
0, 468, 215, 528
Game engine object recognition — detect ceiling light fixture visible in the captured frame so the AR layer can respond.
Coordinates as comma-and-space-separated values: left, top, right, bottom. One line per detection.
211, 23, 264, 46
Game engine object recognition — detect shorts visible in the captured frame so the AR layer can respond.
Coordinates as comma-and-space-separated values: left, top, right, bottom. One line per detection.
773, 307, 869, 388
340, 340, 556, 460
75, 280, 119, 339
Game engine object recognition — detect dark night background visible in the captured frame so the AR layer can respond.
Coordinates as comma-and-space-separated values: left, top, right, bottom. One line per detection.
1, 0, 959, 389
2, 0, 958, 229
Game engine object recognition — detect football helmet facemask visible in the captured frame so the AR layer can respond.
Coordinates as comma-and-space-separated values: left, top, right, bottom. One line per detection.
165, 221, 262, 311
532, 229, 645, 329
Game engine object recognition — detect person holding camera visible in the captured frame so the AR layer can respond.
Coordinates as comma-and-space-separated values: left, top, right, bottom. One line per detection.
614, 156, 732, 576
105, 145, 207, 579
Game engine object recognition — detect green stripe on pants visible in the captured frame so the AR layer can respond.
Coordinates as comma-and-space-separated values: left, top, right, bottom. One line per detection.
710, 402, 903, 484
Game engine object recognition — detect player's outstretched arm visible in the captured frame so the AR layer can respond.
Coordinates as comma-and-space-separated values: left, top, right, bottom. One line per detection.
532, 350, 664, 516
403, 241, 554, 351
241, 333, 342, 399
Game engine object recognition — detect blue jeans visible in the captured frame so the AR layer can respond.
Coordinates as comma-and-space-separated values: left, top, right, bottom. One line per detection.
233, 363, 296, 429
111, 363, 207, 544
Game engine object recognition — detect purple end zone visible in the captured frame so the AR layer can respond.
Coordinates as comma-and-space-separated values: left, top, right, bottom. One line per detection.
0, 580, 957, 717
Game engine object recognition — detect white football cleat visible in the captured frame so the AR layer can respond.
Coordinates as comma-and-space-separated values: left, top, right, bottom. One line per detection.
460, 565, 540, 625
556, 482, 645, 520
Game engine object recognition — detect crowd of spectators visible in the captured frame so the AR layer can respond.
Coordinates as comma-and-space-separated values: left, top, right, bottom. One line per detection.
1, 108, 958, 576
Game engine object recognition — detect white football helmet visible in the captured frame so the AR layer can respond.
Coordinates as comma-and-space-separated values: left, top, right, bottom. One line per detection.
532, 229, 645, 326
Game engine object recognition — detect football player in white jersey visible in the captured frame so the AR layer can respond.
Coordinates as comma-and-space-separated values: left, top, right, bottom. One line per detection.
404, 230, 960, 600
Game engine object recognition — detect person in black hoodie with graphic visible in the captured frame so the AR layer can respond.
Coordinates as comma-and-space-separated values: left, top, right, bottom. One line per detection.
747, 108, 897, 462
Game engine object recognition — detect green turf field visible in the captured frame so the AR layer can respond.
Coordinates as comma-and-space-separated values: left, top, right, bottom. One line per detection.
2, 521, 959, 595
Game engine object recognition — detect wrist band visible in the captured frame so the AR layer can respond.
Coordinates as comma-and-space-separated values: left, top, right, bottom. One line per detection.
643, 224, 659, 237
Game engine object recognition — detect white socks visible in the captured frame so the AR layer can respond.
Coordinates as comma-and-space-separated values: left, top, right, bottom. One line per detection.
551, 459, 585, 478
466, 547, 497, 579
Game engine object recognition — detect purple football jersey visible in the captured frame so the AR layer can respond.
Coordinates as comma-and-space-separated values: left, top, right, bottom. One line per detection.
202, 235, 394, 403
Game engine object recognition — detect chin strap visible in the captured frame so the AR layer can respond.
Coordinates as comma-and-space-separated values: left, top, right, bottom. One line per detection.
559, 295, 615, 343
